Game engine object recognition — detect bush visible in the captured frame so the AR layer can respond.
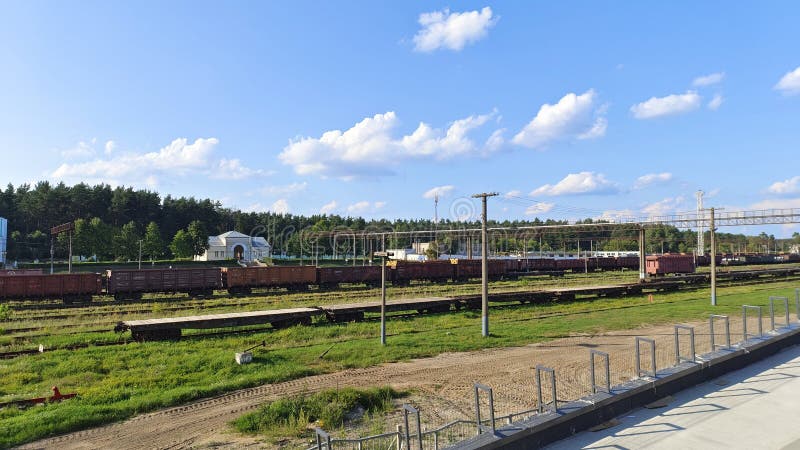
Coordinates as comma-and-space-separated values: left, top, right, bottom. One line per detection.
232, 386, 401, 438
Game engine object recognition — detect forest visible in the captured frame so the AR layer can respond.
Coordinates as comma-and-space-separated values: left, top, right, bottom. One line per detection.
0, 181, 795, 263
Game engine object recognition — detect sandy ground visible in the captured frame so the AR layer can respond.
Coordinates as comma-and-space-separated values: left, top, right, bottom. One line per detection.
19, 314, 767, 450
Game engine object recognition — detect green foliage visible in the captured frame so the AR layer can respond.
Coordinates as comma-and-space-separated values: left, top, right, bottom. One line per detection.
0, 304, 10, 321
142, 222, 165, 261
170, 229, 194, 259
187, 220, 209, 257
114, 221, 141, 261
232, 387, 400, 437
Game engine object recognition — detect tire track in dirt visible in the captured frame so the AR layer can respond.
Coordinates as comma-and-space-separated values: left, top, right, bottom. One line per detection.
19, 316, 762, 450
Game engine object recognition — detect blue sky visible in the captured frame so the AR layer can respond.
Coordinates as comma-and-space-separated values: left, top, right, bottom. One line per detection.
2, 1, 800, 235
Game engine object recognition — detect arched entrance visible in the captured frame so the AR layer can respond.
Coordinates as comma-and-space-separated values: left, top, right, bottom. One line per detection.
233, 245, 245, 260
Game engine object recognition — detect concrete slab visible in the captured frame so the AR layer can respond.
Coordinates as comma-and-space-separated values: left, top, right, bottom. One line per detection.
545, 344, 800, 450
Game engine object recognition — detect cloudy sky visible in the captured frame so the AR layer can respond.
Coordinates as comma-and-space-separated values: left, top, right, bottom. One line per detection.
2, 2, 800, 235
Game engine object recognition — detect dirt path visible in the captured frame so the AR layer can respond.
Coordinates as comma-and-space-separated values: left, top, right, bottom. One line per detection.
20, 316, 755, 450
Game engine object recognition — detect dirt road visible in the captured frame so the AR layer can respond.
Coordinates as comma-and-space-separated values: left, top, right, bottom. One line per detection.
20, 317, 746, 450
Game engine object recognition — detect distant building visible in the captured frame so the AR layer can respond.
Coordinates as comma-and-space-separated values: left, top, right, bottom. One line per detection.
194, 231, 271, 262
0, 217, 6, 266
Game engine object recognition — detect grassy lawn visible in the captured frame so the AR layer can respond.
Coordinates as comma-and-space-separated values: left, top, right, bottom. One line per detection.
0, 279, 798, 447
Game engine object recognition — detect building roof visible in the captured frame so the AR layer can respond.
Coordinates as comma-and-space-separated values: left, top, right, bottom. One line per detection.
217, 231, 250, 239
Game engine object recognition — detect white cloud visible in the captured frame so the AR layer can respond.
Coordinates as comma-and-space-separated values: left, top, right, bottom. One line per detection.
530, 172, 618, 196
279, 111, 499, 178
751, 198, 800, 209
596, 209, 637, 222
212, 158, 268, 180
775, 66, 800, 95
692, 72, 725, 87
260, 182, 308, 197
104, 140, 116, 155
504, 190, 522, 199
423, 185, 455, 199
346, 201, 386, 215
53, 137, 218, 180
707, 94, 724, 110
271, 199, 290, 215
634, 172, 673, 189
630, 91, 701, 119
320, 201, 338, 214
641, 196, 685, 217
60, 140, 96, 159
413, 7, 496, 52
767, 176, 800, 195
512, 90, 607, 149
524, 202, 555, 215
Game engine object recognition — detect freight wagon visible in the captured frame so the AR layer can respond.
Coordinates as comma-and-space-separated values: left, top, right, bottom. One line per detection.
389, 260, 454, 285
106, 268, 222, 300
222, 266, 317, 295
317, 266, 381, 289
451, 258, 507, 281
0, 273, 101, 303
645, 254, 696, 276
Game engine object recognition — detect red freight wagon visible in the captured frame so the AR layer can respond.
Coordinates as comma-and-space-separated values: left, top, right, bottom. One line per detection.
0, 273, 101, 303
317, 266, 381, 288
222, 266, 317, 294
107, 268, 222, 300
645, 255, 696, 275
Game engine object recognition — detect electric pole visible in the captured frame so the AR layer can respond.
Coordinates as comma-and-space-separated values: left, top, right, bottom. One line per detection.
710, 207, 717, 306
696, 190, 705, 257
472, 192, 498, 337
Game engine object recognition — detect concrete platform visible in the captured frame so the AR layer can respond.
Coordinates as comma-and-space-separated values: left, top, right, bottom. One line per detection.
545, 343, 800, 450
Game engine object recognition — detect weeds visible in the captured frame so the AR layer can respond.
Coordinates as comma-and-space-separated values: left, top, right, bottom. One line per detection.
232, 386, 401, 440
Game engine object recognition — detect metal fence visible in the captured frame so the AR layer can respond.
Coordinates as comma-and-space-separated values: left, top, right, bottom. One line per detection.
308, 292, 799, 450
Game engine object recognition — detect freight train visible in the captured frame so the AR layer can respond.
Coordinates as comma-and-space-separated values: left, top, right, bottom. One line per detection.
1, 253, 798, 304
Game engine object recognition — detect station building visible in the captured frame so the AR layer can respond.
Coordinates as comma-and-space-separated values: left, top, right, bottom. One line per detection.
194, 231, 270, 262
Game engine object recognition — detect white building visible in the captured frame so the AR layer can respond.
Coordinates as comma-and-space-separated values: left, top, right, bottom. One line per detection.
194, 231, 271, 262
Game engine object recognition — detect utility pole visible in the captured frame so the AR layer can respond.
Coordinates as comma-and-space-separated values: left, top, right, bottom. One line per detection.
50, 236, 54, 274
67, 230, 72, 273
710, 207, 717, 306
138, 239, 143, 270
638, 226, 646, 280
374, 251, 393, 345
472, 192, 498, 337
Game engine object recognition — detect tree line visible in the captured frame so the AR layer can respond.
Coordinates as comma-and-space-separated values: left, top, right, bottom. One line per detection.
0, 181, 797, 263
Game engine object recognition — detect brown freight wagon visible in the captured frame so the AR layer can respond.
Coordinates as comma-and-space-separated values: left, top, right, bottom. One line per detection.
389, 260, 454, 285
222, 266, 317, 295
106, 268, 222, 300
645, 255, 696, 275
317, 266, 381, 289
555, 258, 585, 272
0, 273, 101, 303
520, 258, 557, 271
616, 256, 639, 270
451, 259, 506, 281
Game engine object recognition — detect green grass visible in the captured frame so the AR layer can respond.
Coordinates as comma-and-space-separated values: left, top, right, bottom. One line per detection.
0, 279, 798, 447
232, 386, 401, 440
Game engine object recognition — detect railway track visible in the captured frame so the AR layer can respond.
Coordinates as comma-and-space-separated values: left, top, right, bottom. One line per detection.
3, 269, 798, 358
